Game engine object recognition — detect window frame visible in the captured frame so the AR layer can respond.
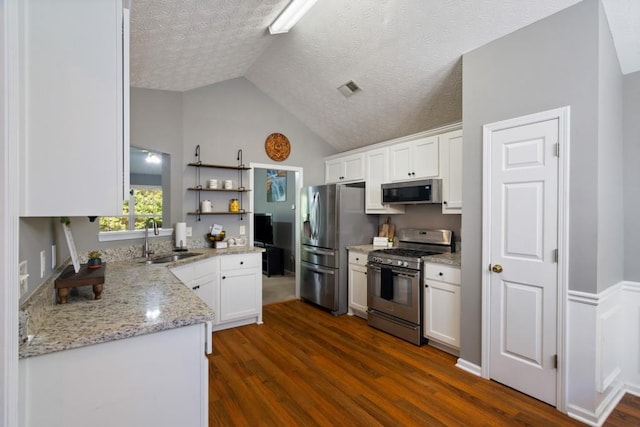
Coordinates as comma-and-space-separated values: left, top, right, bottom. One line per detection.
98, 184, 172, 242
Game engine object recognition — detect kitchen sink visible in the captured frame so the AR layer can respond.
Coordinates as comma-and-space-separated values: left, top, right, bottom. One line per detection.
143, 252, 200, 264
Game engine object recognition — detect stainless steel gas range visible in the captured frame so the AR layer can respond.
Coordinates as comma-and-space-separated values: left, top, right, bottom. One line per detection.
367, 229, 455, 345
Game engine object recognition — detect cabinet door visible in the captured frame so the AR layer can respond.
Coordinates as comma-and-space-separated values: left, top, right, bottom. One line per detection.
325, 154, 364, 183
22, 0, 128, 216
365, 148, 405, 214
219, 269, 260, 322
342, 153, 365, 182
191, 276, 217, 314
439, 130, 463, 214
389, 142, 413, 181
412, 136, 439, 179
348, 263, 368, 318
325, 158, 343, 183
424, 280, 460, 348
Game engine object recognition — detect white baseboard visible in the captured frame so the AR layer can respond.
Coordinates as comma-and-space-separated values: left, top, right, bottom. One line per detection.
455, 358, 481, 377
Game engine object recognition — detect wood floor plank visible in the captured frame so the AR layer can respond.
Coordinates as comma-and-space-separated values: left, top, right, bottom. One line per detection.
208, 300, 635, 426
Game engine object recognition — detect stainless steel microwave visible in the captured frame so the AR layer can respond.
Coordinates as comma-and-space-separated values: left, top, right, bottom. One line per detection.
381, 179, 442, 204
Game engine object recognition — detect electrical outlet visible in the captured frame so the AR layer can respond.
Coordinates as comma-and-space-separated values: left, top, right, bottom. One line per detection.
51, 245, 56, 268
239, 225, 246, 235
40, 250, 46, 278
185, 227, 192, 237
19, 260, 28, 297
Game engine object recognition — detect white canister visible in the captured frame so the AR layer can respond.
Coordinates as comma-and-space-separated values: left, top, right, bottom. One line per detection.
207, 179, 218, 189
223, 180, 233, 189
200, 200, 212, 213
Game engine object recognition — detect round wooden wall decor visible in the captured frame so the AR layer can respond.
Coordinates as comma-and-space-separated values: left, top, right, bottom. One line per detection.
265, 133, 291, 161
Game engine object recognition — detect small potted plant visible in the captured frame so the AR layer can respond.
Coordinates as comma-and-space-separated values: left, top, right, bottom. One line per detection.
87, 250, 103, 269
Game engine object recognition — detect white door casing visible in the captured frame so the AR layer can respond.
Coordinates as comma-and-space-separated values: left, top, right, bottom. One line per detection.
481, 107, 570, 411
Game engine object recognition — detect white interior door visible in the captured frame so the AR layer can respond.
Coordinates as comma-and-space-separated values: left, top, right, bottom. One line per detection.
486, 117, 559, 406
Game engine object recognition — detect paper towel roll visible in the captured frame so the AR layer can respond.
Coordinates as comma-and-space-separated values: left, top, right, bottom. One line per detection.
175, 222, 187, 249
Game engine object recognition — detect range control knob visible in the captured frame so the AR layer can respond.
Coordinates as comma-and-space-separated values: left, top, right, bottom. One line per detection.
397, 260, 403, 266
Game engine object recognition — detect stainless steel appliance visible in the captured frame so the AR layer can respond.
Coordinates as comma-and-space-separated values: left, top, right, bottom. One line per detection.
367, 229, 454, 345
381, 179, 442, 204
301, 184, 378, 315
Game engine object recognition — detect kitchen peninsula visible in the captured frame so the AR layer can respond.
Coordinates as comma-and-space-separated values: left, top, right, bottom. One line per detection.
19, 246, 263, 427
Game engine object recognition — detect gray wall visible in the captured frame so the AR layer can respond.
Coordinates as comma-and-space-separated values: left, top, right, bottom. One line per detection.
596, 1, 624, 292
254, 168, 297, 271
624, 71, 640, 280
461, 0, 602, 365
18, 218, 57, 302
376, 205, 461, 244
181, 77, 336, 241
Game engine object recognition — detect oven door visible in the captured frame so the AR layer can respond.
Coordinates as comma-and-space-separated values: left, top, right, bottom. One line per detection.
367, 263, 421, 324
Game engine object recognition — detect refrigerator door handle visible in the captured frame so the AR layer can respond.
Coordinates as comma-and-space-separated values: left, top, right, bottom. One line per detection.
301, 261, 336, 275
302, 246, 335, 257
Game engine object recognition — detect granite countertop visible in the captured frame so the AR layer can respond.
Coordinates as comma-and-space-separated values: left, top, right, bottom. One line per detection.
423, 251, 461, 267
19, 246, 264, 359
347, 244, 461, 267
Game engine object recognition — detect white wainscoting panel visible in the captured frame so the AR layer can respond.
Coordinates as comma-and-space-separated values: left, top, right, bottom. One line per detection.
566, 283, 633, 426
623, 282, 640, 396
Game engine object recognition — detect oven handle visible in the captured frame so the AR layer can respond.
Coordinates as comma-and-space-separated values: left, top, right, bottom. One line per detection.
367, 263, 419, 279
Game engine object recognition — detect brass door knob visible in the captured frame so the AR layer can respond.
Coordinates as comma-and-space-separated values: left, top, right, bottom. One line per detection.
491, 264, 503, 273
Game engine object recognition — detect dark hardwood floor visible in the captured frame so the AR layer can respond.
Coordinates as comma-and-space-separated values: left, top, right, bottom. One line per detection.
208, 300, 639, 426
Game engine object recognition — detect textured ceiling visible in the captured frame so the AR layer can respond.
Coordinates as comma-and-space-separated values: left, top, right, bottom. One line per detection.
130, 0, 639, 151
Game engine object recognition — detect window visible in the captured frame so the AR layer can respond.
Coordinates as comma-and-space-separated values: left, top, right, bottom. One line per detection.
98, 146, 172, 242
99, 186, 163, 232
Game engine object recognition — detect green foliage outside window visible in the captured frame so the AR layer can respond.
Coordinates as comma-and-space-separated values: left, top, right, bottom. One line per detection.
99, 188, 163, 232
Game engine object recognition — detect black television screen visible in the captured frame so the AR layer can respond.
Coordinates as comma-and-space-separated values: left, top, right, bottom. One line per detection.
254, 213, 274, 245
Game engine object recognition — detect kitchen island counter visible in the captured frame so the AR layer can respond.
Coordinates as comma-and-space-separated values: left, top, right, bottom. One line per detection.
19, 246, 263, 359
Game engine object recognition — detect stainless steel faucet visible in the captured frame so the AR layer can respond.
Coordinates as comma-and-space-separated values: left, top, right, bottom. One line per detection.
144, 218, 159, 258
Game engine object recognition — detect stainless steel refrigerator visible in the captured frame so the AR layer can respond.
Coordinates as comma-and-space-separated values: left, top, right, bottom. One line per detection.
300, 183, 378, 315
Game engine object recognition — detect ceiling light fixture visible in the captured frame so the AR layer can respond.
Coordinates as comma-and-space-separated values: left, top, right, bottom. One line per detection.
269, 0, 318, 35
145, 152, 161, 164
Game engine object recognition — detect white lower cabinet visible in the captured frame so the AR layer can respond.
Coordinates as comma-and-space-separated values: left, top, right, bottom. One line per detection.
423, 263, 461, 353
19, 323, 209, 427
348, 250, 369, 318
171, 257, 218, 312
171, 253, 263, 330
218, 253, 263, 330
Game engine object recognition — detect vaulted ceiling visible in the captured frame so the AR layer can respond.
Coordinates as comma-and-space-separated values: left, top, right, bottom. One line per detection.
130, 0, 640, 152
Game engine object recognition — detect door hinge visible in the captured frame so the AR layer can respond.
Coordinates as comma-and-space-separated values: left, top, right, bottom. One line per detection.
553, 354, 558, 369
552, 249, 558, 263
554, 142, 560, 157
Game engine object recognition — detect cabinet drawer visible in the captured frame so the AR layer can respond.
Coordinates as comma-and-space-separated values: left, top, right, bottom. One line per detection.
348, 251, 368, 267
425, 263, 460, 284
220, 253, 259, 271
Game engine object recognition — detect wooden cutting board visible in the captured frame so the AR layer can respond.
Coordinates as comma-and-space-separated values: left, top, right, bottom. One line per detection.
378, 217, 392, 238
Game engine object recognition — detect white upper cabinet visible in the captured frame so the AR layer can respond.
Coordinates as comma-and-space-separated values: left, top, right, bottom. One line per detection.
439, 130, 463, 214
20, 0, 129, 216
325, 153, 365, 184
389, 136, 439, 182
364, 148, 405, 214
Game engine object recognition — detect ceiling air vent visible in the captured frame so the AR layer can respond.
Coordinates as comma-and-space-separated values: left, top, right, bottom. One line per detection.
337, 80, 361, 98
